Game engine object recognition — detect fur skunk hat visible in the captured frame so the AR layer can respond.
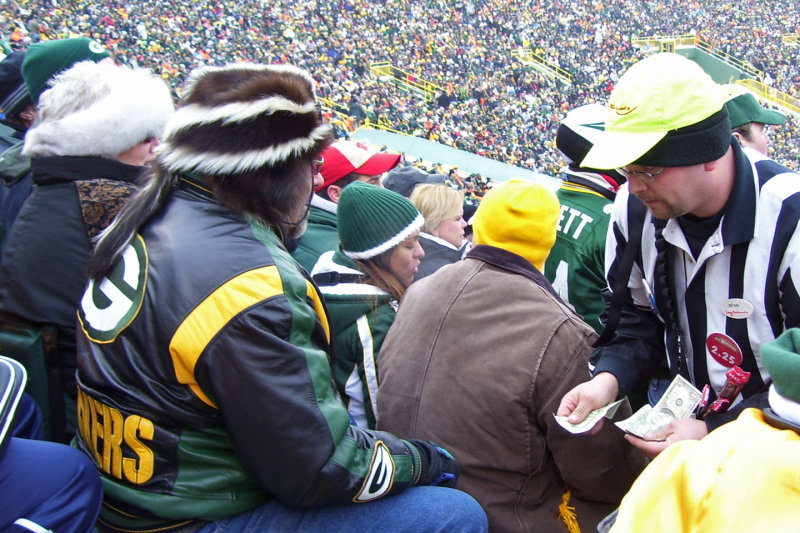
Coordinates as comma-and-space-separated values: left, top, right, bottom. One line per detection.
23, 60, 173, 159
158, 63, 332, 177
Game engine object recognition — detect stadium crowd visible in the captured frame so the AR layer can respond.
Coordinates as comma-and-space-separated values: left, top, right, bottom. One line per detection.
0, 0, 798, 174
2, 3, 800, 531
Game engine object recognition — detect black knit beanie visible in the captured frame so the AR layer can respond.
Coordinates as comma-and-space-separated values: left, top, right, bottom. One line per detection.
633, 109, 731, 167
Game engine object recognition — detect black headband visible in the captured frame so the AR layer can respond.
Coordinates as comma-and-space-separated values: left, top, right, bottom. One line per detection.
634, 109, 731, 167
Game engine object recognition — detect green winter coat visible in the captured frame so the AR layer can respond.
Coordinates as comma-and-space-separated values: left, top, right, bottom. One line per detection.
292, 199, 339, 272
312, 250, 397, 429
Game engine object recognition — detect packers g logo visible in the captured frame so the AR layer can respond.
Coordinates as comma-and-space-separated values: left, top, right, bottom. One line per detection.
354, 441, 395, 502
88, 39, 107, 55
79, 235, 148, 343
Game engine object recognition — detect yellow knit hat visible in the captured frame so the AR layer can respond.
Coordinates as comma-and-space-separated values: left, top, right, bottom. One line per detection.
472, 179, 560, 270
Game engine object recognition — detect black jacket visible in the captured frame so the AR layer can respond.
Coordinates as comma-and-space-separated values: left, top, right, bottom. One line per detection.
415, 233, 465, 281
0, 156, 142, 403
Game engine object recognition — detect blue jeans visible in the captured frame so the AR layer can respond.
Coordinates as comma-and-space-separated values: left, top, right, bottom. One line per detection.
10, 393, 45, 440
0, 438, 103, 533
195, 486, 488, 533
648, 377, 671, 406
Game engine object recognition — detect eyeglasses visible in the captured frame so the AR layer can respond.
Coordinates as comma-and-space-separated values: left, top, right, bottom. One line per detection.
616, 166, 665, 183
312, 158, 325, 175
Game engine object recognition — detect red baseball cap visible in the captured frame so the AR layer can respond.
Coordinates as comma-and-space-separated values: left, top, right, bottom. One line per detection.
316, 140, 401, 191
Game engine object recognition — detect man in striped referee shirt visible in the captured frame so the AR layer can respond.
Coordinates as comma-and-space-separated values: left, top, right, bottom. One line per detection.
557, 53, 800, 458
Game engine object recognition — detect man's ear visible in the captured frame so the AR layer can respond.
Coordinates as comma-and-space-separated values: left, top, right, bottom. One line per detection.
704, 159, 718, 172
731, 131, 744, 145
328, 184, 343, 203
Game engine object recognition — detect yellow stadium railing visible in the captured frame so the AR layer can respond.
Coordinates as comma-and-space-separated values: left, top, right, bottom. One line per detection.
630, 33, 696, 48
317, 96, 364, 134
510, 48, 572, 85
317, 96, 352, 122
319, 94, 409, 135
736, 79, 800, 116
362, 116, 408, 136
318, 96, 345, 113
630, 34, 764, 81
695, 39, 764, 80
369, 61, 442, 103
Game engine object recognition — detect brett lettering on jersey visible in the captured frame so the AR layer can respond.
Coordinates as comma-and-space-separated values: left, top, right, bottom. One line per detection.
557, 204, 594, 240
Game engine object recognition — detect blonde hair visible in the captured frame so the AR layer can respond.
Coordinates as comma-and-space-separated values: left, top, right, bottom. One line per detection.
410, 184, 464, 233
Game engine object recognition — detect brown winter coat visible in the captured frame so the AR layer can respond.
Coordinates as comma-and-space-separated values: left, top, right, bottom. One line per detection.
377, 245, 646, 532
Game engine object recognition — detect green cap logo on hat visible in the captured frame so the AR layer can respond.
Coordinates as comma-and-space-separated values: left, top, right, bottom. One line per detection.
581, 53, 727, 170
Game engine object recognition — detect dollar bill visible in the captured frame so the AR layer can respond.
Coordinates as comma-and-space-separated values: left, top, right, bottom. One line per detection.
614, 405, 670, 439
554, 399, 625, 434
614, 375, 702, 438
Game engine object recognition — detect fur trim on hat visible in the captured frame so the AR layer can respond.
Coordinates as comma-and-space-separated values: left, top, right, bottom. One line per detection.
158, 63, 332, 176
22, 61, 173, 159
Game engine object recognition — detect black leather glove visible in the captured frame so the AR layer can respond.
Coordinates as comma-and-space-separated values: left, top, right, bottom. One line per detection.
407, 439, 459, 488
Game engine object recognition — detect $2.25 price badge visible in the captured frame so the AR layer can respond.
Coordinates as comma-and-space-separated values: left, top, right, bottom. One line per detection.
706, 332, 743, 368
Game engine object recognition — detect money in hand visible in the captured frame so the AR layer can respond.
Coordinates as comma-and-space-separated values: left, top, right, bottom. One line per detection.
614, 375, 702, 439
554, 399, 625, 434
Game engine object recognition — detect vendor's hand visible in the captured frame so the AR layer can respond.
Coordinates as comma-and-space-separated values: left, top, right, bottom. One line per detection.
624, 418, 708, 459
557, 372, 619, 425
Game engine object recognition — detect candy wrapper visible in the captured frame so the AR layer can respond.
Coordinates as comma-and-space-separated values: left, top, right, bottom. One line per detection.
698, 366, 750, 419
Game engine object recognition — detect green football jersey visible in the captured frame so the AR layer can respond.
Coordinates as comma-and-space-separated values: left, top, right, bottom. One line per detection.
544, 182, 613, 334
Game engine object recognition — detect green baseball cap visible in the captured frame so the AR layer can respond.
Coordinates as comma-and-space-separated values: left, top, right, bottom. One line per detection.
723, 86, 786, 129
581, 53, 728, 170
21, 37, 111, 104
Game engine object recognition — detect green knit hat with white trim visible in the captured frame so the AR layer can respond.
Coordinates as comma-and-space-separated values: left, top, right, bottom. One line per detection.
337, 182, 424, 260
761, 328, 800, 403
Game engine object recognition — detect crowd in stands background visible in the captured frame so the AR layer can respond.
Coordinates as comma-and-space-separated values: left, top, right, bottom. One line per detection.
0, 0, 797, 177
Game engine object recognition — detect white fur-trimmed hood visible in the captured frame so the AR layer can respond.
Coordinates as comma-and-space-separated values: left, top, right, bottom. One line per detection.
23, 60, 174, 158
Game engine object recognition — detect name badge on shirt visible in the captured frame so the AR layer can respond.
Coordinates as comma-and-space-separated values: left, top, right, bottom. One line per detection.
706, 333, 743, 368
721, 298, 753, 319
